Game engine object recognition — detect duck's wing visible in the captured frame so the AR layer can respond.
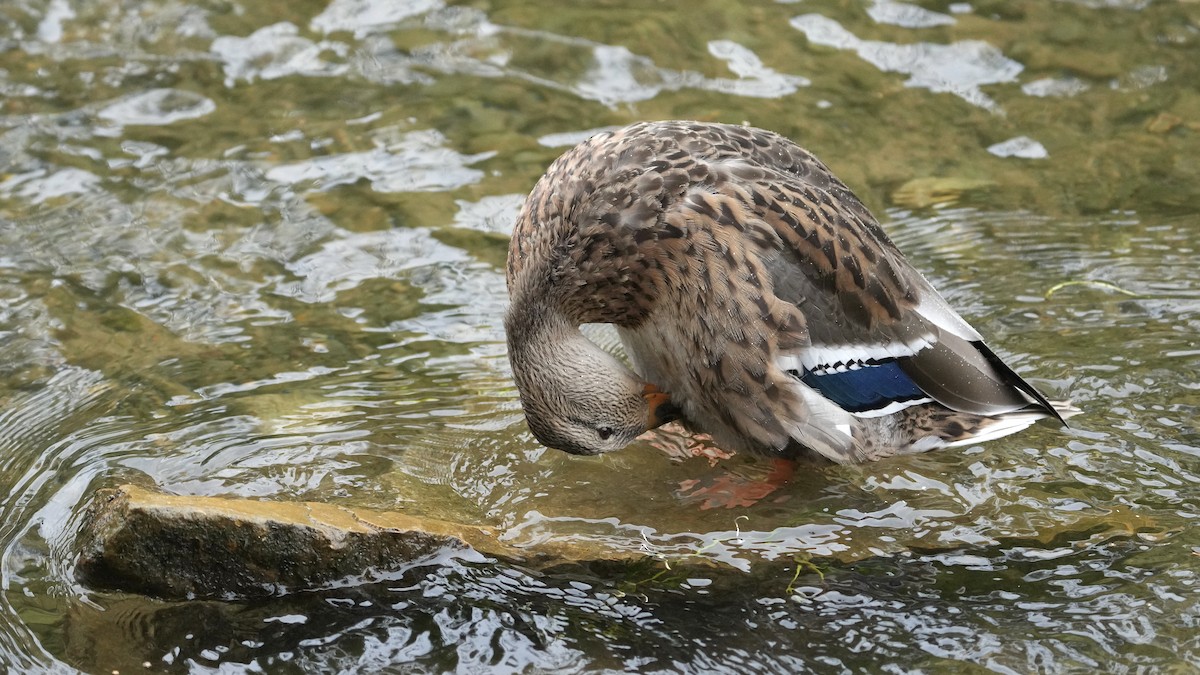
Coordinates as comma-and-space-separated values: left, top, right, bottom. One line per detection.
749, 161, 1060, 422
655, 132, 1062, 461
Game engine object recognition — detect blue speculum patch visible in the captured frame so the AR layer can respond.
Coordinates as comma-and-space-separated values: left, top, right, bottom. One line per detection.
798, 360, 926, 412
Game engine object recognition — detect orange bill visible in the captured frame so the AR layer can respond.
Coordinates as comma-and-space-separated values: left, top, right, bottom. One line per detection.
643, 383, 682, 429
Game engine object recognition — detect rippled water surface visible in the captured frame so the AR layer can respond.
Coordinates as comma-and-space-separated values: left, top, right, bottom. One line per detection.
1, 0, 1198, 672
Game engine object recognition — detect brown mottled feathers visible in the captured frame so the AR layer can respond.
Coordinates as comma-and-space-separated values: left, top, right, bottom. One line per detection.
506, 121, 1068, 462
508, 122, 915, 328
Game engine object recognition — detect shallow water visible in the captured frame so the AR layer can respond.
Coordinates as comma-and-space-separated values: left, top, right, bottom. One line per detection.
1, 0, 1198, 672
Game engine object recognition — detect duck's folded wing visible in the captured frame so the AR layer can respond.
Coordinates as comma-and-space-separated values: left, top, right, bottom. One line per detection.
743, 169, 1063, 425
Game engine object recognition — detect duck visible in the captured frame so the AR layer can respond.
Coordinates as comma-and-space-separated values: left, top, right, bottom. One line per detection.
504, 120, 1071, 463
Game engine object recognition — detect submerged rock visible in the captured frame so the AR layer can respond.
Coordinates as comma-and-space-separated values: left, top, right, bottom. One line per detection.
75, 485, 650, 600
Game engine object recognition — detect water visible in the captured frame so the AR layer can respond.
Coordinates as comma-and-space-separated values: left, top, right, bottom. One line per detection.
1, 0, 1198, 671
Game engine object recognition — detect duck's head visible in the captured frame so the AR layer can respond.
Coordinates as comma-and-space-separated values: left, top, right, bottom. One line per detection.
505, 302, 680, 455
520, 377, 679, 456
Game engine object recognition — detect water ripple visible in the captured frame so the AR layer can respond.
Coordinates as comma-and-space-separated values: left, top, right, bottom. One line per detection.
96, 88, 216, 127
790, 13, 1022, 111
265, 129, 494, 194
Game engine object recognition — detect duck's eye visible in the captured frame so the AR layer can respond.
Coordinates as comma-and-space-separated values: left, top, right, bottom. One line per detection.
596, 426, 614, 440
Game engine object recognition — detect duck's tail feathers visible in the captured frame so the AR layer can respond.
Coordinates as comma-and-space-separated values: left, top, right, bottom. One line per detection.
1048, 399, 1082, 421
908, 400, 1080, 453
937, 409, 1052, 449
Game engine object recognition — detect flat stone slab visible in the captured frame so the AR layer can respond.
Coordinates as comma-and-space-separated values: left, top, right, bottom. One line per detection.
76, 485, 653, 600
76, 484, 1160, 601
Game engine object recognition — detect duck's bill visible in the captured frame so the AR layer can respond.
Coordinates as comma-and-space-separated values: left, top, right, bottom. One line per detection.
643, 383, 682, 429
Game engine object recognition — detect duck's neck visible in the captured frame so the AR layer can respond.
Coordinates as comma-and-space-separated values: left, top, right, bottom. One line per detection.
505, 293, 638, 395
505, 291, 569, 360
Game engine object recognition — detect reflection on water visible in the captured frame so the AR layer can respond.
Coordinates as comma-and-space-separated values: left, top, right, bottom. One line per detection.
265, 129, 495, 194
791, 13, 1022, 111
0, 0, 1198, 671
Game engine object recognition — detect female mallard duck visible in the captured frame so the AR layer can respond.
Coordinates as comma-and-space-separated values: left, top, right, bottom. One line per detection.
505, 121, 1070, 463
